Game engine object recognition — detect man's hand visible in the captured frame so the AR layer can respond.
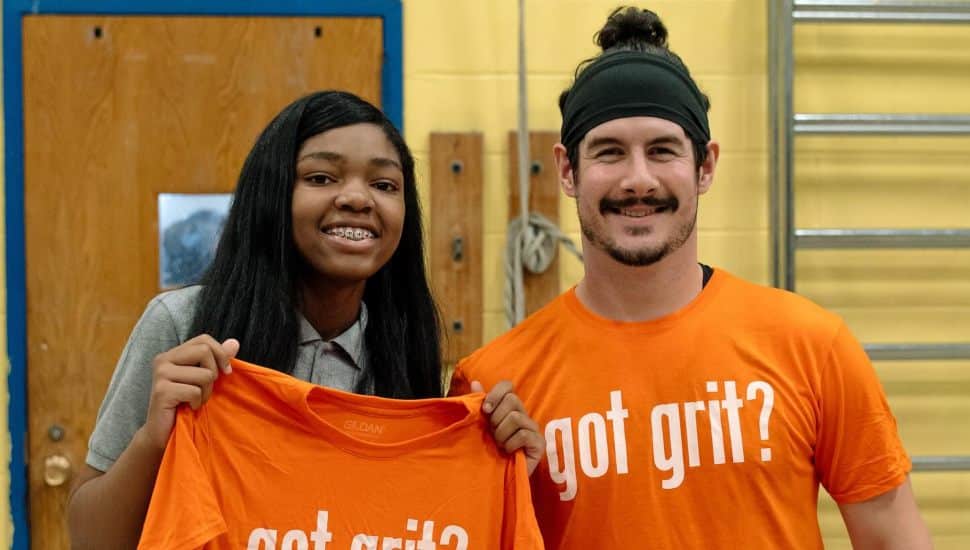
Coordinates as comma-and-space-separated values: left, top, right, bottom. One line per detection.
472, 380, 545, 476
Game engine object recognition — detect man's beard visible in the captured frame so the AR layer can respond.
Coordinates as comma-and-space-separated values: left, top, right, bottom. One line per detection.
577, 184, 698, 267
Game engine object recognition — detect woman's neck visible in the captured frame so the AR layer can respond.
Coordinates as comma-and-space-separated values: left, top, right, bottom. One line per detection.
298, 278, 366, 340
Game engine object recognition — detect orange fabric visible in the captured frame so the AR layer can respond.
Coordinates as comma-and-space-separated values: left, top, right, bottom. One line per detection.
139, 359, 544, 550
451, 269, 910, 549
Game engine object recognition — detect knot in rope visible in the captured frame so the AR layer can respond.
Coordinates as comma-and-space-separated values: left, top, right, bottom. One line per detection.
504, 212, 583, 327
511, 213, 558, 274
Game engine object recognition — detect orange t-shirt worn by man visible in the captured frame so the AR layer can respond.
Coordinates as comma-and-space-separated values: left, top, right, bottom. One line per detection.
139, 359, 544, 550
451, 269, 910, 549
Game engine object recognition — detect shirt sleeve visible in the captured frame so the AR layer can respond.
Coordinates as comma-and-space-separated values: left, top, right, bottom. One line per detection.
138, 407, 226, 550
86, 295, 185, 471
501, 452, 545, 549
814, 322, 911, 504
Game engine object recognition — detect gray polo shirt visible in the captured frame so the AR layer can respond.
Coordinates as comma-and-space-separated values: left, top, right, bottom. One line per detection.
86, 285, 372, 471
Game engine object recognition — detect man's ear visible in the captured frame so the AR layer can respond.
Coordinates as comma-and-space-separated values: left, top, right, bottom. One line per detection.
553, 143, 577, 197
697, 140, 720, 195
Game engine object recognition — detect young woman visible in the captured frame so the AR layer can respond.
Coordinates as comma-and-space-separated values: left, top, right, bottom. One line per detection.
67, 91, 539, 548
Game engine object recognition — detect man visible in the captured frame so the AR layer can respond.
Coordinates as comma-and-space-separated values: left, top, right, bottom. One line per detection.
452, 6, 932, 549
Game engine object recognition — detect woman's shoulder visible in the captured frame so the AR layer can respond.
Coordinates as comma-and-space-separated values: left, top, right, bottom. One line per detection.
150, 284, 203, 312
137, 285, 203, 341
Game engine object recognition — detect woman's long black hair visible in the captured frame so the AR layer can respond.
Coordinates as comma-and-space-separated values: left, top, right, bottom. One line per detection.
190, 91, 443, 399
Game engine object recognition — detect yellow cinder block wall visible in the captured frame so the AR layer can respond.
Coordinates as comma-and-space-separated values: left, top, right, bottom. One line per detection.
405, 1, 968, 549
405, 0, 771, 341
794, 21, 970, 550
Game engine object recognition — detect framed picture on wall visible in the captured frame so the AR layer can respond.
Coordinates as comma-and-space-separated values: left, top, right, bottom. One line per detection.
158, 193, 233, 289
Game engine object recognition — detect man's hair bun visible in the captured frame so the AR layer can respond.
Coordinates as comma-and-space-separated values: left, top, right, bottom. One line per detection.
595, 6, 668, 51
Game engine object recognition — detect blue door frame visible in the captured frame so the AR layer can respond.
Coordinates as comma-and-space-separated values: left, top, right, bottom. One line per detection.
3, 1, 402, 547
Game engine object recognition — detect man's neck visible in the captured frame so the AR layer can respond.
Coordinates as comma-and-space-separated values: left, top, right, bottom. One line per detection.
575, 237, 704, 322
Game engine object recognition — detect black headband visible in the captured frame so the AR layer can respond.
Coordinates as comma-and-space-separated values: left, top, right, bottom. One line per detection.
560, 50, 710, 151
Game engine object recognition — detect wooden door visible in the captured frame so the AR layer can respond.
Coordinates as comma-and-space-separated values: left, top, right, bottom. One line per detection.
23, 15, 382, 547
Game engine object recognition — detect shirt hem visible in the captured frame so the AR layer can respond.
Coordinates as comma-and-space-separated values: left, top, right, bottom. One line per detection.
829, 465, 911, 505
85, 448, 116, 473
138, 520, 226, 550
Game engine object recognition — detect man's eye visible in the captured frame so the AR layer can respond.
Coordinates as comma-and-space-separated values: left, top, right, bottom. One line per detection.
596, 148, 623, 158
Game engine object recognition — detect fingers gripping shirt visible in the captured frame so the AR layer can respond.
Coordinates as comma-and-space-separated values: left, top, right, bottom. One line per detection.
138, 360, 543, 550
450, 269, 910, 550
87, 285, 373, 473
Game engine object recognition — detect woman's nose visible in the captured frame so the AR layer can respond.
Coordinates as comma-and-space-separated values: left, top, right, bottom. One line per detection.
333, 181, 374, 211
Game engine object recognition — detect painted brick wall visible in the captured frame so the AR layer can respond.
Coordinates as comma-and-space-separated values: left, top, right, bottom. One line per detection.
405, 0, 770, 342
794, 20, 970, 550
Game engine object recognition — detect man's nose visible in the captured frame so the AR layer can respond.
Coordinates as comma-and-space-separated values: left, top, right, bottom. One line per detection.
619, 152, 660, 194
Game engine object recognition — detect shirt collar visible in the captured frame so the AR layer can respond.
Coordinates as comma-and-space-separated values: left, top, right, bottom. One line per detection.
298, 303, 368, 368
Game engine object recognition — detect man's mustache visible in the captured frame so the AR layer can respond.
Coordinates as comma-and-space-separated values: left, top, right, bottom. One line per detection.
599, 195, 679, 213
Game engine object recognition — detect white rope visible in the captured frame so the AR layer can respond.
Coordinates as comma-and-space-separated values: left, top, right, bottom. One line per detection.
503, 0, 582, 327
504, 213, 583, 327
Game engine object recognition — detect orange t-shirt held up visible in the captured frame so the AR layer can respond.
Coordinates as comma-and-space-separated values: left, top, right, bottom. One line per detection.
139, 359, 543, 550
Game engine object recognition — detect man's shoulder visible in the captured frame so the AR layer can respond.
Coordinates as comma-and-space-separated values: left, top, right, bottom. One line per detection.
714, 269, 844, 337
459, 291, 572, 372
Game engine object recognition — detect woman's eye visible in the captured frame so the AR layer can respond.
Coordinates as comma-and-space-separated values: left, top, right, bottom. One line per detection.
373, 180, 399, 192
306, 174, 334, 185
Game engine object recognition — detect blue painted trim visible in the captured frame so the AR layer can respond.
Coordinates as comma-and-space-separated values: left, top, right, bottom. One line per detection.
3, 4, 28, 549
381, 2, 404, 131
3, 2, 402, 548
2, 0, 400, 17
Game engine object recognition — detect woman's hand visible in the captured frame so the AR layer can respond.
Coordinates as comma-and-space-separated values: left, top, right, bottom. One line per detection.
142, 335, 239, 450
472, 380, 545, 476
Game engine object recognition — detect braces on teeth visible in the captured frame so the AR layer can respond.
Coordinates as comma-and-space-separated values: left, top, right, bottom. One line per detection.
330, 228, 372, 240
